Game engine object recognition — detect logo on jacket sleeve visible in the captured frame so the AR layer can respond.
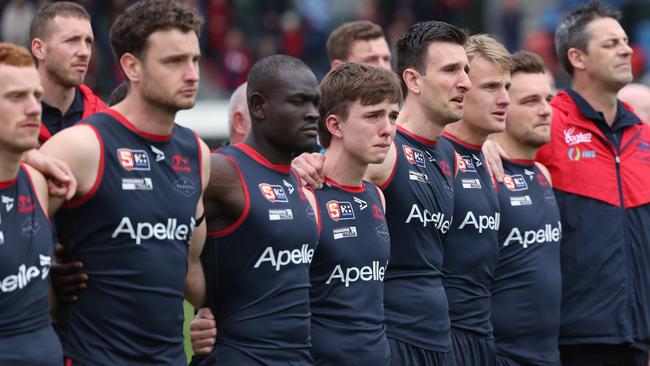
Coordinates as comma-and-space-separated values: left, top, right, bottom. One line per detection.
118, 149, 151, 171
402, 145, 426, 168
259, 183, 288, 203
503, 174, 528, 191
327, 200, 355, 222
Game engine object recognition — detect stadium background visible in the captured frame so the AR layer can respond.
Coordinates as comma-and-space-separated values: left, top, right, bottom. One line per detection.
2, 0, 650, 360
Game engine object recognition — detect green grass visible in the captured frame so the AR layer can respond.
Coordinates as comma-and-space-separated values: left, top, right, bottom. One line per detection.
183, 301, 194, 362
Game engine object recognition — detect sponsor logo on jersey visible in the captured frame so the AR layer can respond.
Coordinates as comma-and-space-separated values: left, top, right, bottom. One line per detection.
472, 154, 483, 167
326, 260, 387, 287
524, 169, 535, 181
282, 179, 294, 194
353, 196, 367, 211
0, 254, 51, 293
409, 170, 430, 184
376, 224, 390, 241
269, 209, 293, 221
503, 221, 562, 248
564, 127, 592, 146
439, 160, 452, 176
458, 211, 500, 233
111, 217, 196, 245
326, 200, 355, 222
503, 174, 528, 191
456, 153, 476, 173
122, 177, 153, 191
21, 217, 40, 236
372, 204, 383, 219
118, 148, 151, 171
333, 226, 358, 240
510, 195, 532, 206
259, 183, 288, 203
150, 145, 165, 162
402, 145, 426, 168
254, 244, 314, 271
461, 178, 482, 189
172, 154, 192, 172
2, 195, 14, 212
568, 147, 596, 161
174, 177, 196, 197
18, 195, 34, 214
405, 204, 451, 233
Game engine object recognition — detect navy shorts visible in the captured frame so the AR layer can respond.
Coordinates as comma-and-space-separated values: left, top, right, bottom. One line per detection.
388, 337, 450, 366
190, 343, 312, 366
0, 325, 63, 366
560, 344, 648, 366
450, 328, 495, 366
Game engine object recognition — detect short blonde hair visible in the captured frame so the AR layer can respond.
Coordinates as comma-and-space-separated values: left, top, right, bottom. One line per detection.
465, 34, 512, 73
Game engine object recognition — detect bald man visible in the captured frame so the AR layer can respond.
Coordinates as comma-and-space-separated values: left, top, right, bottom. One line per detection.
227, 82, 250, 145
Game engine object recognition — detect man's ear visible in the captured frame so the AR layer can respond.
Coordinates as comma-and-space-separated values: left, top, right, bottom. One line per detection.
567, 47, 586, 72
403, 67, 421, 95
120, 53, 141, 83
249, 92, 266, 120
331, 59, 344, 69
31, 38, 46, 63
232, 111, 248, 135
325, 114, 343, 140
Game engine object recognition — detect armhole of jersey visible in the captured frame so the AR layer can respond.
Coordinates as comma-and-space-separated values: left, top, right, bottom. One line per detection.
206, 154, 250, 237
373, 183, 386, 213
20, 163, 51, 224
305, 186, 322, 235
378, 149, 399, 191
64, 124, 104, 209
192, 130, 204, 187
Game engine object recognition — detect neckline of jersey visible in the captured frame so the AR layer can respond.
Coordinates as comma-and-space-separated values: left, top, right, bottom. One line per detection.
235, 143, 292, 174
324, 177, 365, 192
441, 131, 483, 151
397, 125, 437, 146
105, 109, 173, 142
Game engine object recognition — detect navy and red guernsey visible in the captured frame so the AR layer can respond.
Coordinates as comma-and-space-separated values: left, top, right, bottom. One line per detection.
310, 178, 390, 366
193, 144, 318, 366
536, 89, 650, 347
0, 165, 62, 366
54, 109, 202, 365
490, 159, 561, 366
439, 132, 500, 337
381, 125, 455, 352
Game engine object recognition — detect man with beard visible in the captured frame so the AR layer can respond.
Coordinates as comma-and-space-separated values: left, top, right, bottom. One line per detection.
38, 1, 211, 364
29, 1, 106, 144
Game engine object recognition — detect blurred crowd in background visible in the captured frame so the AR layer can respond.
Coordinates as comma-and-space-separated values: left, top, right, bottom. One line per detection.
2, 0, 650, 100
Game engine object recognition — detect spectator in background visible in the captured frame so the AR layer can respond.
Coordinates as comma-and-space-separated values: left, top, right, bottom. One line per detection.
221, 27, 252, 92
0, 0, 34, 48
326, 20, 392, 70
226, 82, 250, 145
619, 82, 650, 122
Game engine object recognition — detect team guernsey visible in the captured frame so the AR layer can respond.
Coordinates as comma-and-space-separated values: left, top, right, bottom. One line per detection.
491, 159, 561, 366
54, 110, 202, 365
0, 165, 61, 366
380, 125, 455, 355
439, 133, 500, 340
193, 144, 318, 365
310, 178, 390, 366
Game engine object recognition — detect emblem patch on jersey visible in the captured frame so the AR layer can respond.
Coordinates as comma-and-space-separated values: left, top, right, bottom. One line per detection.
372, 204, 384, 219
402, 145, 426, 168
333, 226, 358, 240
524, 169, 535, 181
326, 200, 355, 222
282, 180, 295, 194
510, 195, 532, 206
259, 184, 288, 203
375, 224, 390, 241
150, 145, 165, 162
353, 196, 367, 211
172, 154, 191, 172
456, 153, 476, 173
439, 160, 452, 177
461, 178, 482, 189
409, 170, 430, 184
18, 195, 34, 214
503, 174, 528, 191
269, 209, 293, 221
122, 177, 153, 191
20, 217, 40, 236
117, 149, 151, 171
544, 190, 557, 206
568, 147, 596, 161
2, 195, 14, 212
537, 173, 549, 187
174, 177, 196, 197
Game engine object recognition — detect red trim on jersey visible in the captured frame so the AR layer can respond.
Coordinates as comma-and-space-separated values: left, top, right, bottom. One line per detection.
397, 125, 437, 146
508, 158, 536, 166
0, 174, 17, 189
104, 109, 172, 142
65, 357, 73, 366
378, 142, 399, 191
441, 131, 483, 151
324, 177, 365, 192
21, 163, 51, 223
207, 155, 250, 237
235, 143, 291, 174
64, 124, 104, 209
38, 124, 53, 144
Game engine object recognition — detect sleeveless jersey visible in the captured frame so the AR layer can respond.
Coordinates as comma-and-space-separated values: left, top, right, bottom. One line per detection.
55, 109, 202, 365
491, 159, 561, 365
310, 178, 390, 365
440, 132, 500, 337
197, 144, 318, 364
0, 165, 53, 335
381, 125, 455, 351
